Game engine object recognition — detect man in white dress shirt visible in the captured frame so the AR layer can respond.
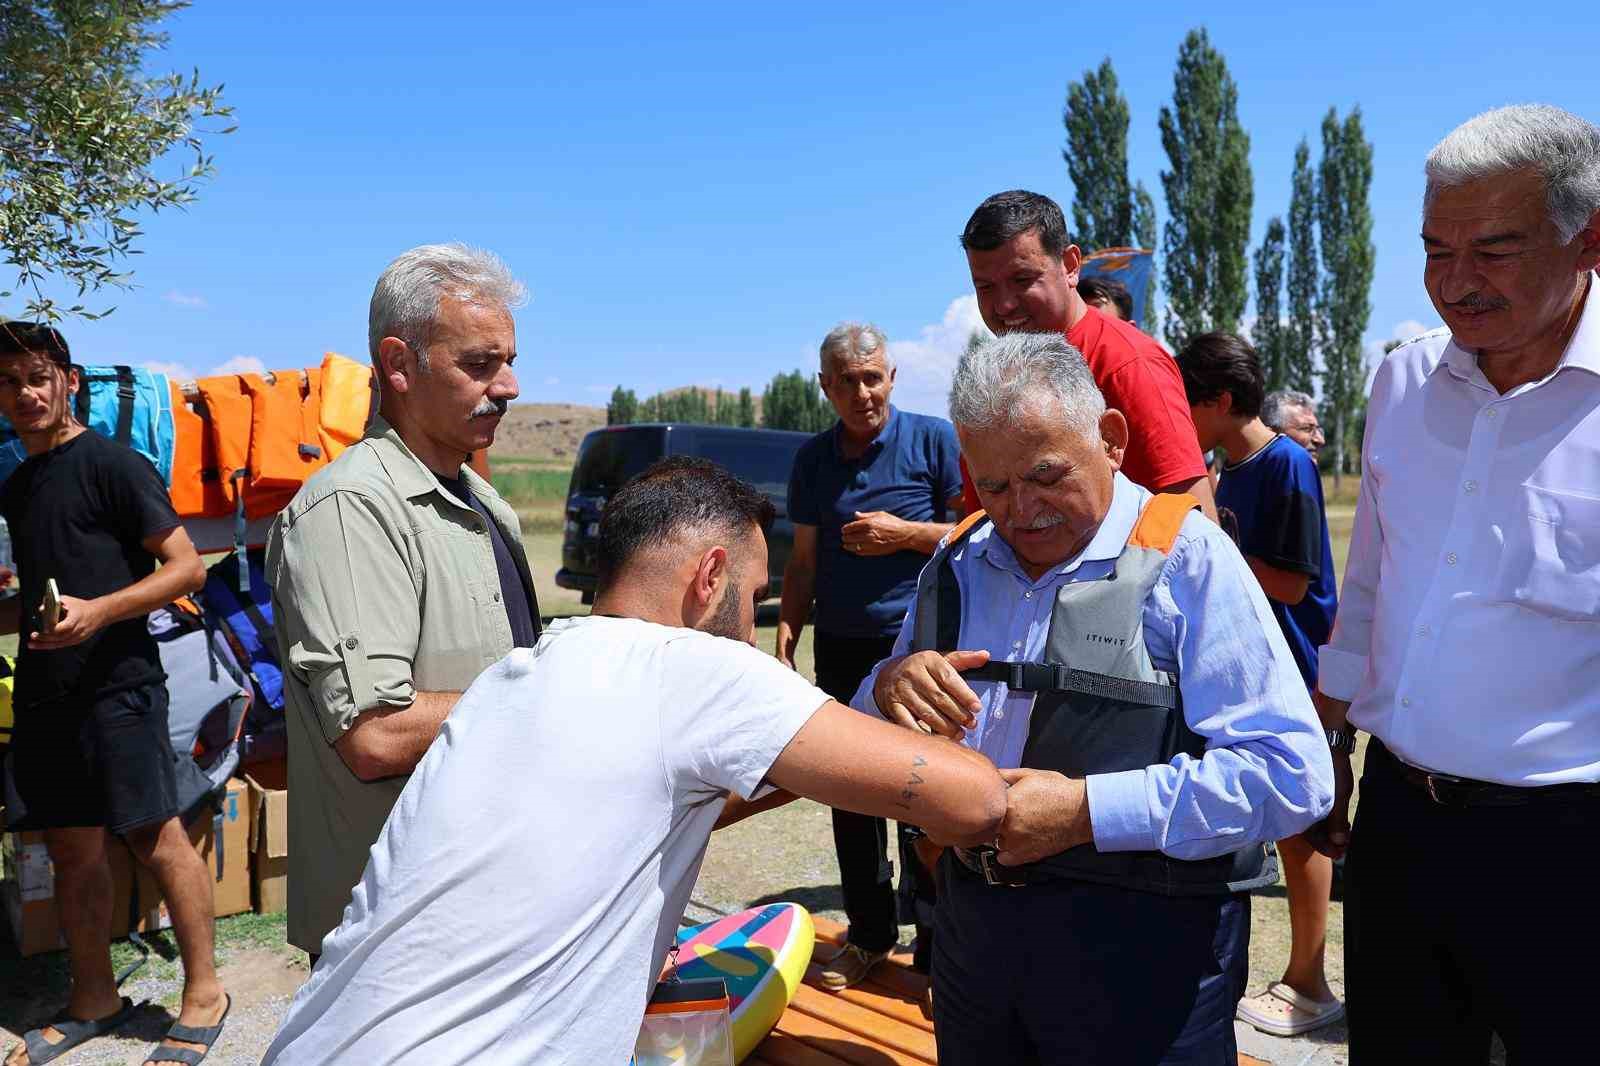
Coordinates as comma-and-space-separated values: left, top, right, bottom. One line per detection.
1307, 104, 1600, 1063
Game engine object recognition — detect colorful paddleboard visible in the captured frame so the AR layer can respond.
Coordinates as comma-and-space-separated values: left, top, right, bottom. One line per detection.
672, 902, 816, 1063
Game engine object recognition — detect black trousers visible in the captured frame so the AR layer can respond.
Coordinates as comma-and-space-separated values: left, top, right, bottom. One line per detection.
1346, 740, 1599, 1064
934, 855, 1248, 1065
812, 630, 934, 962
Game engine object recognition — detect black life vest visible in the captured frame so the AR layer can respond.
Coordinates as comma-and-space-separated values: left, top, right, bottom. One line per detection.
913, 494, 1275, 897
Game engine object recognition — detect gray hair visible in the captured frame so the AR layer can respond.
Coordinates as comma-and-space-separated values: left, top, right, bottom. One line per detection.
949, 331, 1105, 437
1425, 104, 1600, 243
368, 243, 528, 368
1262, 389, 1316, 431
819, 321, 893, 374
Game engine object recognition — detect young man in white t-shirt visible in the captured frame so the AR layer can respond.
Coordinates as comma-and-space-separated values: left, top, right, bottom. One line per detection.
263, 456, 1007, 1066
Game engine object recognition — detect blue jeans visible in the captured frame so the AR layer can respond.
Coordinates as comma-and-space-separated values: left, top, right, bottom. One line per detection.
933, 855, 1248, 1065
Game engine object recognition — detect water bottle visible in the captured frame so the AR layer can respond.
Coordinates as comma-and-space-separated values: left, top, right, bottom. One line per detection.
0, 515, 14, 599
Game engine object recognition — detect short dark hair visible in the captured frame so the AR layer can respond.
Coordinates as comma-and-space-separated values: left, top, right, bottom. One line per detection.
1077, 276, 1133, 321
0, 321, 71, 367
596, 455, 776, 591
1175, 332, 1265, 418
960, 190, 1067, 258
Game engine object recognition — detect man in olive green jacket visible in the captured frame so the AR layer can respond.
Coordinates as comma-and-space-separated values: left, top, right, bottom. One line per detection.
266, 244, 540, 957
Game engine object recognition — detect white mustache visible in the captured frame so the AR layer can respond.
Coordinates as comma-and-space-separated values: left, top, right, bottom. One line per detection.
1019, 512, 1065, 531
470, 398, 508, 418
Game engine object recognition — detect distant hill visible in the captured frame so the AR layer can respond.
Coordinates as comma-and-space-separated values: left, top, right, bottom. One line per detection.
489, 384, 773, 464
490, 402, 606, 462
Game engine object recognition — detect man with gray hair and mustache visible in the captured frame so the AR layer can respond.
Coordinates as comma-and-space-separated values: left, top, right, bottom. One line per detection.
266, 243, 539, 960
779, 320, 964, 994
1306, 104, 1600, 1062
854, 331, 1331, 1063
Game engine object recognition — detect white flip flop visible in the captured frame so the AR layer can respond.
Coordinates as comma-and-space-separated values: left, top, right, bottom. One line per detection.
1235, 981, 1345, 1037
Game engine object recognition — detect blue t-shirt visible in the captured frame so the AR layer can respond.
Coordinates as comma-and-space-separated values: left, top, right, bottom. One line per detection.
788, 408, 963, 638
1216, 434, 1337, 691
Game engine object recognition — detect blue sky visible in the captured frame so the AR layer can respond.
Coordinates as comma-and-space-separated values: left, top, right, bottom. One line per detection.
25, 2, 1600, 416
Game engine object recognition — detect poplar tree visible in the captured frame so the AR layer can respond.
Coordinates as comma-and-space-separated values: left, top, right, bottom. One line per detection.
606, 386, 638, 425
1284, 139, 1319, 394
1062, 59, 1133, 250
1252, 218, 1287, 388
1315, 107, 1375, 484
1157, 28, 1253, 349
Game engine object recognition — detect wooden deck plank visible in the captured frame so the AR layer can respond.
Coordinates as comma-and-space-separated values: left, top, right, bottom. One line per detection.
801, 961, 933, 1034
748, 1032, 866, 1066
771, 1010, 934, 1066
788, 983, 937, 1061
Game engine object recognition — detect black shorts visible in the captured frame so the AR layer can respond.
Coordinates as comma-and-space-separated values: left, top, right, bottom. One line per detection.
9, 682, 179, 834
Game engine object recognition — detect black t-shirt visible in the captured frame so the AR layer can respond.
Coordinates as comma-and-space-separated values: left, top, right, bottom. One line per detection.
438, 474, 540, 649
0, 430, 180, 709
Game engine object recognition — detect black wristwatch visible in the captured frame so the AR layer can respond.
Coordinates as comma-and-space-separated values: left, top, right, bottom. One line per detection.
1325, 727, 1357, 756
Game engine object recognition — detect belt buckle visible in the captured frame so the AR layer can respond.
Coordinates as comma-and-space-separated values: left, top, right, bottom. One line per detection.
977, 848, 1023, 888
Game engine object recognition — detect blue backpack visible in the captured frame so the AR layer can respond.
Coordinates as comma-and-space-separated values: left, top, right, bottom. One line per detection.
0, 364, 176, 486
199, 548, 285, 761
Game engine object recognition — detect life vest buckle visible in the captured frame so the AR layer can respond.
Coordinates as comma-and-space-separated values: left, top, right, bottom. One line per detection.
1004, 661, 1067, 693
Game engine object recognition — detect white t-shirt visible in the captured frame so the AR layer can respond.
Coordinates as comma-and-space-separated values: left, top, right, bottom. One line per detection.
262, 616, 827, 1066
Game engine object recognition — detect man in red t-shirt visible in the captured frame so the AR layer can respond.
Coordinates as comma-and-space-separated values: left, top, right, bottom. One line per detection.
955, 190, 1215, 519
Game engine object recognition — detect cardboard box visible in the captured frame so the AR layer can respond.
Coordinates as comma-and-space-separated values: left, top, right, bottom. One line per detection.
245, 759, 288, 915
2, 777, 251, 957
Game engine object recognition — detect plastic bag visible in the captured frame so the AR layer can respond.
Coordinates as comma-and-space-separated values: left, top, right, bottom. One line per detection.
633, 972, 733, 1066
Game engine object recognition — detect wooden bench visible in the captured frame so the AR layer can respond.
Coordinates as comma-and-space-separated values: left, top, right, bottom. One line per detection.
749, 915, 1268, 1066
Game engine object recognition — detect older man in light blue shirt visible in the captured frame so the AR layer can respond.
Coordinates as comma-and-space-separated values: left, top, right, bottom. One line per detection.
854, 330, 1331, 1065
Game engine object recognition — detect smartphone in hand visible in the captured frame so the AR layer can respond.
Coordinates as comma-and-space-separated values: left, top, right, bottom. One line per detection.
41, 577, 61, 632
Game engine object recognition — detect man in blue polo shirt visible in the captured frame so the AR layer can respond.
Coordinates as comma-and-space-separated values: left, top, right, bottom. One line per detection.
1177, 332, 1344, 1038
778, 321, 964, 993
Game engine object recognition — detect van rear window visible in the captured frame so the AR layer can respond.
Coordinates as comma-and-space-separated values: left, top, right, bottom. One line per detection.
571, 428, 666, 495
692, 433, 799, 499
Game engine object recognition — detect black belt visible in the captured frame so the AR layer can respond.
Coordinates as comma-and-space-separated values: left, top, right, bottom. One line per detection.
951, 845, 1030, 887
1377, 742, 1600, 808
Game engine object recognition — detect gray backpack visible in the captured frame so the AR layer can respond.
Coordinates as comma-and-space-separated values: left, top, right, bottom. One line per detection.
149, 603, 251, 819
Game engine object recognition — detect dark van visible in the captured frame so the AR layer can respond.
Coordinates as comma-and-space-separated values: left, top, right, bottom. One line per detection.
555, 424, 812, 602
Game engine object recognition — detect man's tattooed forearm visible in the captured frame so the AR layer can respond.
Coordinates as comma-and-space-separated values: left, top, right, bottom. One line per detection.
891, 754, 928, 811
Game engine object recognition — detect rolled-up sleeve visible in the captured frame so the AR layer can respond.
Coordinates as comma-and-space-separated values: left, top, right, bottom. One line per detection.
269, 490, 420, 744
1086, 522, 1335, 858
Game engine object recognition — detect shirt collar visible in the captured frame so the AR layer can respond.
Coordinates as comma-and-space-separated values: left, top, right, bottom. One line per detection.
830, 405, 899, 461
973, 472, 1144, 581
1438, 271, 1600, 385
365, 413, 467, 501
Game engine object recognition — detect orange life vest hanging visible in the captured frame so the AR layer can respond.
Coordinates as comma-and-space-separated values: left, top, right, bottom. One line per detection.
317, 352, 374, 460
167, 380, 229, 519
194, 375, 255, 514
240, 371, 327, 517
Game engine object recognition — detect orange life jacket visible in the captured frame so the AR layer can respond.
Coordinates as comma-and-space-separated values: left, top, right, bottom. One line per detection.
317, 352, 374, 460
240, 371, 327, 516
168, 380, 230, 519
194, 375, 255, 514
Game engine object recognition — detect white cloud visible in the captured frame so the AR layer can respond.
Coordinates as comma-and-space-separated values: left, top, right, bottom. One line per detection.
543, 376, 560, 386
887, 294, 990, 418
211, 355, 266, 376
162, 289, 207, 309
1390, 319, 1435, 342
140, 360, 199, 383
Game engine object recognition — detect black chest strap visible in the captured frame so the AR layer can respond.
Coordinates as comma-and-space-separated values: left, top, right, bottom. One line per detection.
962, 660, 1179, 709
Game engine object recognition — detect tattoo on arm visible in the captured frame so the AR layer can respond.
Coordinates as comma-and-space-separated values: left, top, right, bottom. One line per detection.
892, 754, 927, 811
